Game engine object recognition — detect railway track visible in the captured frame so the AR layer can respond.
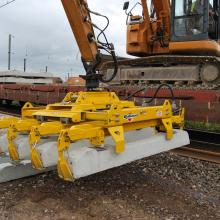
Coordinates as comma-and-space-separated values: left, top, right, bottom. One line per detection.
0, 105, 219, 164
172, 129, 220, 164
0, 104, 21, 117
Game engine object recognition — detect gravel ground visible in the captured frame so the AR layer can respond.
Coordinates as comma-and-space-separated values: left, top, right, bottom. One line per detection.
0, 153, 219, 220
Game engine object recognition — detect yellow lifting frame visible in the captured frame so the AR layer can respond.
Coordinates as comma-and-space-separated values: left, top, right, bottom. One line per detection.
53, 91, 185, 181
2, 91, 184, 181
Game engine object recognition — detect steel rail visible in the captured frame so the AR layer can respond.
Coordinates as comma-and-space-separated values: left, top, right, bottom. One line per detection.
0, 105, 21, 117
172, 129, 220, 164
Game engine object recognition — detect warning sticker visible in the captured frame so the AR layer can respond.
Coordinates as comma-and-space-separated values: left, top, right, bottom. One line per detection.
124, 114, 138, 122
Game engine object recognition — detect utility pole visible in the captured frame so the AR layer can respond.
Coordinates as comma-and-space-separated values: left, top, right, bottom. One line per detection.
8, 34, 12, 70
24, 46, 28, 72
24, 58, 26, 72
45, 66, 48, 73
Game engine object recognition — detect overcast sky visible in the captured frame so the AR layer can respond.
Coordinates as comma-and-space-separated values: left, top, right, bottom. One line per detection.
0, 0, 133, 78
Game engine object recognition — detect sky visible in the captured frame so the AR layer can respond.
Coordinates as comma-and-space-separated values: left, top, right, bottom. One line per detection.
0, 0, 133, 78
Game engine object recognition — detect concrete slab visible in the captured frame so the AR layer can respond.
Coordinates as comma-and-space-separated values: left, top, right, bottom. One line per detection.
38, 138, 103, 169
64, 129, 189, 179
0, 77, 55, 84
33, 136, 58, 168
0, 133, 8, 153
0, 70, 61, 84
0, 155, 54, 183
0, 70, 54, 78
36, 129, 155, 169
14, 134, 30, 160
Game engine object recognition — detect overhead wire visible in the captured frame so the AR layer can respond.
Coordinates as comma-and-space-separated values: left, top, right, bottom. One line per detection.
0, 0, 16, 9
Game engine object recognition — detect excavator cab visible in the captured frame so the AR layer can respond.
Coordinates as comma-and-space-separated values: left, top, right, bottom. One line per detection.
170, 0, 220, 55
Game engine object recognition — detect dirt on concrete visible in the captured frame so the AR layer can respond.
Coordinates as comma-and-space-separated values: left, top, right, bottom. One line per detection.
0, 153, 219, 220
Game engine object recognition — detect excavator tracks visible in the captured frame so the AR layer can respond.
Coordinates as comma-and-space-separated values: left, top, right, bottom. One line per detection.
101, 55, 220, 89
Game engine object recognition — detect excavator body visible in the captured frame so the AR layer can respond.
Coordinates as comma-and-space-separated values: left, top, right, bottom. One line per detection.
103, 0, 220, 87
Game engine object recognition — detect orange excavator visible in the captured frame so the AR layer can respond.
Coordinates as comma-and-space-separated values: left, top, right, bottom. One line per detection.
101, 0, 220, 88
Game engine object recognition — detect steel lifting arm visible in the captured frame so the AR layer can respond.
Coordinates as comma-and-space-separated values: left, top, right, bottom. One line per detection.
7, 102, 46, 161
61, 0, 98, 63
7, 119, 39, 161
21, 102, 46, 119
29, 121, 71, 169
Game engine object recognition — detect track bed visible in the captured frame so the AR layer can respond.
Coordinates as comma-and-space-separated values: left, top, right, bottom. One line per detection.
0, 153, 219, 220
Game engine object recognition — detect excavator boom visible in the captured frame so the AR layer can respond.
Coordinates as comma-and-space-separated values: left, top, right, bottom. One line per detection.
61, 0, 118, 90
61, 0, 97, 62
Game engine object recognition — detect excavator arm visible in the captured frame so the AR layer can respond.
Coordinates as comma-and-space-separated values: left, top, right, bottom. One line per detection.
61, 0, 97, 64
61, 0, 118, 90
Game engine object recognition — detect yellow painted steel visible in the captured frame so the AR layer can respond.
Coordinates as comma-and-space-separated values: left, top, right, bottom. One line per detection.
21, 102, 45, 119
0, 117, 18, 153
29, 121, 71, 170
0, 102, 42, 130
8, 119, 39, 161
6, 102, 46, 161
0, 117, 18, 129
108, 126, 125, 153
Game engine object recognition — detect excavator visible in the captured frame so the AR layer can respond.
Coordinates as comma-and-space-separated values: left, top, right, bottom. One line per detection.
0, 0, 189, 183
104, 0, 220, 88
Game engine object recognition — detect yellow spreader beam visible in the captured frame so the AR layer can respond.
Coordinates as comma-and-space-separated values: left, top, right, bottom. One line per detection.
0, 91, 185, 182
26, 91, 184, 181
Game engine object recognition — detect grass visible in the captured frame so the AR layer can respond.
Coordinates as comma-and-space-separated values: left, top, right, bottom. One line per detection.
185, 121, 220, 132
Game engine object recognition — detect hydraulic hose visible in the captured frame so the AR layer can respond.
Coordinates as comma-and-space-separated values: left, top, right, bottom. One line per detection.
126, 83, 175, 103
100, 50, 118, 83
